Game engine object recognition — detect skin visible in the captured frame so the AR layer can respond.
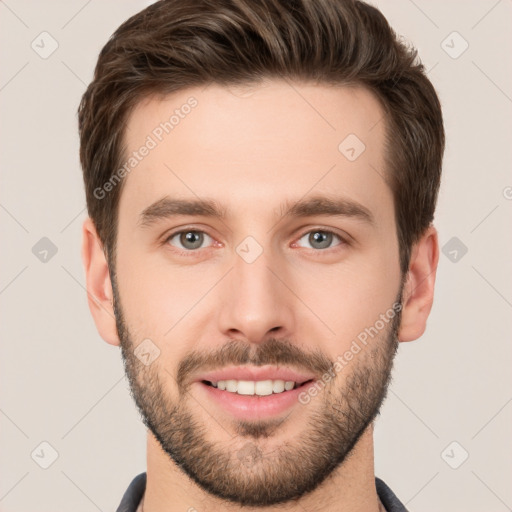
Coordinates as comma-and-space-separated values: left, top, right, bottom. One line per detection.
82, 80, 439, 511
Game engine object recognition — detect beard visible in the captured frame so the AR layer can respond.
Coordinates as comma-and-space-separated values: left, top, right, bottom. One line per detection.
112, 271, 403, 507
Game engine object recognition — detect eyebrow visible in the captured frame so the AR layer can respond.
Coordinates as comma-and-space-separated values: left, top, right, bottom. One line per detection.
282, 195, 374, 225
138, 194, 375, 228
138, 197, 227, 228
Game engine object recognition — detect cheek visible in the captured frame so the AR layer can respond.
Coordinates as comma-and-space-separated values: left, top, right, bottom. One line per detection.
115, 245, 216, 342
115, 218, 401, 360
290, 253, 400, 353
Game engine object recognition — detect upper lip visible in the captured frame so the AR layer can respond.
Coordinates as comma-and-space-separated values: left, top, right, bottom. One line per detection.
195, 366, 316, 385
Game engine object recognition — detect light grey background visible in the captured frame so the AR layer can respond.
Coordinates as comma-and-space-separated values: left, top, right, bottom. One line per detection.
1, 1, 511, 511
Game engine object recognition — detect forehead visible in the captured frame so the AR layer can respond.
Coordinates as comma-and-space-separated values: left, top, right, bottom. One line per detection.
119, 80, 391, 227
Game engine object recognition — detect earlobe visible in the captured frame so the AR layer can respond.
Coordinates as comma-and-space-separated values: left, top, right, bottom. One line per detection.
81, 218, 120, 346
398, 225, 439, 342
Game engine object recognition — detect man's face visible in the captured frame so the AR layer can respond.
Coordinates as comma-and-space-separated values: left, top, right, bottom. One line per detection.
113, 81, 403, 506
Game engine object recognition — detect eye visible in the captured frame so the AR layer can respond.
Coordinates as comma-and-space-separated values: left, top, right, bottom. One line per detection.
295, 229, 346, 250
165, 229, 214, 252
163, 227, 347, 255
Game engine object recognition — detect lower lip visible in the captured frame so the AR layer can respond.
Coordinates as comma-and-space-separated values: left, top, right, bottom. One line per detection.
195, 381, 314, 420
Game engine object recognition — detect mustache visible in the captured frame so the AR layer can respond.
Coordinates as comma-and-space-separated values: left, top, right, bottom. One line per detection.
177, 338, 333, 391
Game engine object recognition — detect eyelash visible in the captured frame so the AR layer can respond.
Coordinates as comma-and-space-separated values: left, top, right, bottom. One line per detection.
163, 227, 349, 257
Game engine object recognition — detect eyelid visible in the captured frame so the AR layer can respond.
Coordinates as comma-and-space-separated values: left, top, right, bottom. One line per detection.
163, 226, 217, 252
292, 227, 350, 250
163, 225, 351, 256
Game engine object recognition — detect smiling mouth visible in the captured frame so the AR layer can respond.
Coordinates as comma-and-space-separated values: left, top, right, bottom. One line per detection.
201, 379, 314, 396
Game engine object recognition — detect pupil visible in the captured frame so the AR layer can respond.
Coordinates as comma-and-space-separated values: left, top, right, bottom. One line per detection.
182, 231, 202, 249
311, 231, 331, 249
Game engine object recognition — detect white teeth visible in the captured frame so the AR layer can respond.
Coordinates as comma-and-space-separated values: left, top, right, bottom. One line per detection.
211, 379, 298, 396
272, 380, 285, 393
237, 381, 255, 395
284, 381, 295, 391
255, 380, 273, 396
226, 380, 238, 392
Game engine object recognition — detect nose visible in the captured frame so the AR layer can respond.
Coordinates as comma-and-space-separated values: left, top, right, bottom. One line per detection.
216, 242, 295, 344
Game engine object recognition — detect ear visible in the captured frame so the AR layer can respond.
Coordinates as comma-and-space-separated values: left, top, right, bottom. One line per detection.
81, 217, 120, 346
398, 225, 439, 342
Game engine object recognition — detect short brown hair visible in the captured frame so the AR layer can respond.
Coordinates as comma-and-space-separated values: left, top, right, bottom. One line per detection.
78, 0, 445, 274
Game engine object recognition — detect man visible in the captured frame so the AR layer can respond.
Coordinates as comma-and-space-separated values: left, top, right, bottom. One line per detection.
79, 0, 444, 510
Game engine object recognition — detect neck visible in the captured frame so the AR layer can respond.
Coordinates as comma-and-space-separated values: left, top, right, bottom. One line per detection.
142, 423, 383, 512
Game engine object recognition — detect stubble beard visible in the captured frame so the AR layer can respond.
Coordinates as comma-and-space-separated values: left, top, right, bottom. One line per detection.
112, 271, 402, 506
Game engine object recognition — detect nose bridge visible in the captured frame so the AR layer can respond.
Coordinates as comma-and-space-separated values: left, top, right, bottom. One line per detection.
217, 237, 294, 342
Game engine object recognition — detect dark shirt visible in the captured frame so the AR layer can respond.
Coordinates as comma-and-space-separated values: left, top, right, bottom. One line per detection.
116, 472, 409, 511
